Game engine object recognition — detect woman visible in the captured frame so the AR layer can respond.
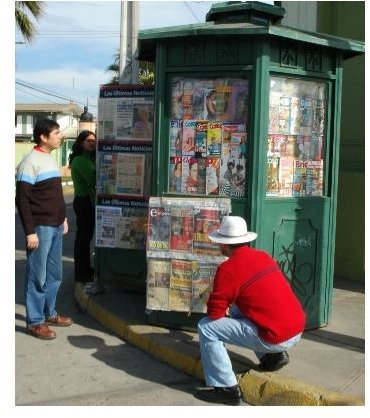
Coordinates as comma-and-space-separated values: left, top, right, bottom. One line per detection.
69, 130, 96, 283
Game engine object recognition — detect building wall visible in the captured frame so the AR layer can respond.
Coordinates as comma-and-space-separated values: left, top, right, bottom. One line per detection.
281, 1, 365, 282
317, 1, 365, 282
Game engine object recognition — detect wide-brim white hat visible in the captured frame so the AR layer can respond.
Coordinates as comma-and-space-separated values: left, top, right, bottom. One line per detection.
208, 216, 257, 244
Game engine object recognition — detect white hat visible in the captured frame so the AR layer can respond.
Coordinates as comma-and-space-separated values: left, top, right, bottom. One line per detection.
208, 216, 257, 244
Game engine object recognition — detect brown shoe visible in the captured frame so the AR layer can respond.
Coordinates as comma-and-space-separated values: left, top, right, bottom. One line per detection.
46, 314, 73, 327
26, 324, 56, 340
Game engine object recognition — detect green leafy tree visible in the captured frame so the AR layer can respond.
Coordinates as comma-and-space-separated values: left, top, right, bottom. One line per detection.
15, 1, 45, 43
105, 51, 154, 85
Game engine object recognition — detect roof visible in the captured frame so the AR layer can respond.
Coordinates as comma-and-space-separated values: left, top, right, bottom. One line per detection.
138, 21, 364, 61
15, 103, 83, 115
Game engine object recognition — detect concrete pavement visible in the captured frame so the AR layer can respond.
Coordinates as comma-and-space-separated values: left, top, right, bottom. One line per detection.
74, 275, 365, 406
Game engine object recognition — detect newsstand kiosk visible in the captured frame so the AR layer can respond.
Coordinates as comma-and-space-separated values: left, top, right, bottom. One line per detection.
136, 1, 364, 330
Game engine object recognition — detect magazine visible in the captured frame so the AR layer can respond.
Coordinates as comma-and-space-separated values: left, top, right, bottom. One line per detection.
192, 262, 217, 313
219, 158, 246, 198
169, 259, 193, 312
182, 156, 199, 194
182, 120, 197, 156
169, 156, 183, 193
279, 157, 294, 196
169, 119, 183, 157
299, 97, 313, 135
195, 121, 208, 157
221, 123, 246, 158
147, 203, 171, 251
266, 157, 280, 196
115, 207, 147, 250
206, 157, 220, 195
197, 157, 207, 195
306, 160, 323, 196
292, 159, 307, 197
207, 122, 222, 156
192, 208, 222, 256
146, 258, 171, 310
169, 206, 194, 252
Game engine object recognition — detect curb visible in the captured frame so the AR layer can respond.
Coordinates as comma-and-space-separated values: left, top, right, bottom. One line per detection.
74, 284, 364, 406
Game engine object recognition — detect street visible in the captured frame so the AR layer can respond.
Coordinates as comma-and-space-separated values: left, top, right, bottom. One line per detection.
15, 190, 209, 406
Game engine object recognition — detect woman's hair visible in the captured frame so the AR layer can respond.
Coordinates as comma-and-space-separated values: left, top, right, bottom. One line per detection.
33, 119, 60, 145
68, 130, 96, 167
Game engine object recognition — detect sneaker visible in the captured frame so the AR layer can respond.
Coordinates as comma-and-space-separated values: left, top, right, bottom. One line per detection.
46, 314, 73, 327
259, 351, 289, 371
194, 385, 242, 405
26, 324, 56, 340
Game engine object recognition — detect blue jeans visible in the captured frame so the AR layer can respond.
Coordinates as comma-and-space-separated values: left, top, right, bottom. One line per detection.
198, 306, 302, 387
25, 225, 63, 326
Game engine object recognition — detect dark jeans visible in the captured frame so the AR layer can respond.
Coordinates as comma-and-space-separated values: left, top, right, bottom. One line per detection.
73, 195, 95, 282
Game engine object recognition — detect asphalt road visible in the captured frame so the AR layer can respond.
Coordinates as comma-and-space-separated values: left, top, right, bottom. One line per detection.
14, 190, 211, 407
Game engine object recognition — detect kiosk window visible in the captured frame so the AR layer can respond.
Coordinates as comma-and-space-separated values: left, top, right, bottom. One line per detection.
168, 77, 249, 199
266, 77, 326, 197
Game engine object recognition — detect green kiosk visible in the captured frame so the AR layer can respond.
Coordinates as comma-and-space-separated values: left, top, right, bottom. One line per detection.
133, 1, 364, 330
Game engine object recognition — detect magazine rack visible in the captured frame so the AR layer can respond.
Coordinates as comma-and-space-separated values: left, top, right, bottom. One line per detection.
136, 1, 364, 330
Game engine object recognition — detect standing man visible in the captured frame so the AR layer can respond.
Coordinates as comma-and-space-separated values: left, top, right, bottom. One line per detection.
16, 119, 73, 340
194, 216, 305, 405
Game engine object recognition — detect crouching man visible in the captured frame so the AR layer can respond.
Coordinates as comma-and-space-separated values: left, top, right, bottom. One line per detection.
194, 216, 305, 405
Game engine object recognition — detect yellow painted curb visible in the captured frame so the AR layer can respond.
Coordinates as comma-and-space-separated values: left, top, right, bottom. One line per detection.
75, 284, 364, 406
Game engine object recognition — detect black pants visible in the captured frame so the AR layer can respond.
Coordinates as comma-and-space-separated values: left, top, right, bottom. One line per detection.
73, 195, 95, 282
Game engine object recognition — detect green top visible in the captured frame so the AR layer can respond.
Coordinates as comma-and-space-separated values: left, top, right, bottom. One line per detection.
71, 151, 96, 202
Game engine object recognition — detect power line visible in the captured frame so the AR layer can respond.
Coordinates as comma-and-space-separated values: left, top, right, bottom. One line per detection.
15, 79, 97, 108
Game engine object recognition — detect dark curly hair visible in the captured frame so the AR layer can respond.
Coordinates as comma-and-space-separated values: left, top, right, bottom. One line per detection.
68, 130, 96, 167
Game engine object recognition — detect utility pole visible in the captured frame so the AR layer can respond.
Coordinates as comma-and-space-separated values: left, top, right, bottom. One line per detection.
119, 1, 140, 84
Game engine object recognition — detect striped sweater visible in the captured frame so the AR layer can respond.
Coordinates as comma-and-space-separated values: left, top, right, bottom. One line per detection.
15, 147, 66, 236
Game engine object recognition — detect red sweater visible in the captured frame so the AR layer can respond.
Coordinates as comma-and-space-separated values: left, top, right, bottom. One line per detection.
207, 246, 306, 344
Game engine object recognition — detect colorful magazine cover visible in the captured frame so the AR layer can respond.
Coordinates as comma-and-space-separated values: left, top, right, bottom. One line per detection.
169, 156, 183, 193
169, 259, 193, 312
306, 160, 323, 196
299, 97, 313, 135
266, 157, 280, 196
147, 203, 171, 251
197, 157, 207, 195
182, 156, 199, 194
219, 158, 246, 198
195, 121, 208, 157
192, 262, 217, 313
169, 119, 183, 157
207, 122, 222, 156
279, 157, 294, 196
206, 157, 220, 195
169, 206, 194, 252
146, 258, 171, 311
278, 96, 291, 134
192, 208, 222, 256
292, 159, 307, 197
182, 120, 197, 156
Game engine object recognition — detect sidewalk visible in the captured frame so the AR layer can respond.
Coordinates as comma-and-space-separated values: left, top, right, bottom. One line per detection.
74, 278, 365, 406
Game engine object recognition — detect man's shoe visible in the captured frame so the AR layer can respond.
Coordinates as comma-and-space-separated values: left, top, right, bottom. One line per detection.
46, 314, 73, 327
194, 385, 242, 405
26, 324, 56, 340
259, 351, 289, 371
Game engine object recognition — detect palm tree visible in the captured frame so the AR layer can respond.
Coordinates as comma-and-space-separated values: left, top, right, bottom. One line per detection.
15, 1, 45, 43
105, 51, 154, 86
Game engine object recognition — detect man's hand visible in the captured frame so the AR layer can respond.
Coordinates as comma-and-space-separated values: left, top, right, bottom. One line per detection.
26, 233, 39, 250
63, 218, 68, 235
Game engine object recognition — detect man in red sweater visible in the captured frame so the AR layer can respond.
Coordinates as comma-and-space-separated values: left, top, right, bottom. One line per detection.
194, 216, 305, 405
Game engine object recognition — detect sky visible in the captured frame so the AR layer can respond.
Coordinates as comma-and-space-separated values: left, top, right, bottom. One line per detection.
14, 1, 231, 116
